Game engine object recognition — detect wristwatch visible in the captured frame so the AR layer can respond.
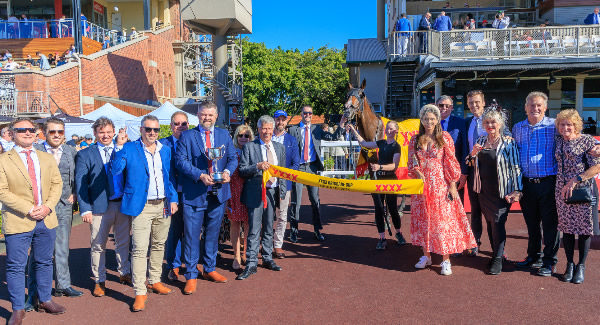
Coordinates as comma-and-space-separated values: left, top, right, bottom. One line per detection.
379, 165, 383, 171
576, 175, 583, 183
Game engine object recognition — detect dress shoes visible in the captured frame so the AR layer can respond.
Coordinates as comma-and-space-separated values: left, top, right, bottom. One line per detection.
262, 260, 282, 271
183, 279, 197, 295
8, 309, 25, 325
131, 295, 147, 312
202, 271, 228, 283
92, 282, 106, 297
487, 257, 503, 275
536, 264, 554, 277
314, 230, 326, 241
167, 267, 180, 282
561, 262, 575, 282
289, 229, 298, 243
466, 246, 479, 257
53, 287, 84, 297
37, 300, 66, 314
572, 264, 585, 284
236, 266, 257, 280
119, 274, 133, 286
273, 248, 286, 259
515, 256, 543, 269
146, 282, 173, 295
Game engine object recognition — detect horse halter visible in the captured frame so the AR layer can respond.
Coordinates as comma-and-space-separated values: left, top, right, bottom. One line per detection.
344, 88, 365, 121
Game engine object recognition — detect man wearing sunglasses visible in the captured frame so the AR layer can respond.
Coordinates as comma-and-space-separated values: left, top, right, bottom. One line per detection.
287, 105, 346, 242
110, 115, 178, 312
175, 101, 237, 293
25, 118, 82, 311
0, 118, 66, 324
160, 111, 189, 282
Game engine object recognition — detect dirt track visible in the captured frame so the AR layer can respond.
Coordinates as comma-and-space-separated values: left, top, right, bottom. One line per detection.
1, 189, 599, 324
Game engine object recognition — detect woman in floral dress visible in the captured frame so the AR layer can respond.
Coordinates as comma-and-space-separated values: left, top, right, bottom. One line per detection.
408, 104, 477, 275
229, 125, 254, 270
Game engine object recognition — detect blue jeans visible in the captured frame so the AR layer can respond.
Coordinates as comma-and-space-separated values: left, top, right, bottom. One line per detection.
5, 221, 56, 311
183, 195, 225, 279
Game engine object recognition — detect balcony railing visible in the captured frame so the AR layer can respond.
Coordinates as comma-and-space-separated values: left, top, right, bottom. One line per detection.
0, 88, 52, 116
389, 25, 600, 59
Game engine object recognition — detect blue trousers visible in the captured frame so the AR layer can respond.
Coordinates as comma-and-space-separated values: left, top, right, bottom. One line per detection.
183, 195, 225, 279
5, 221, 56, 311
165, 192, 184, 270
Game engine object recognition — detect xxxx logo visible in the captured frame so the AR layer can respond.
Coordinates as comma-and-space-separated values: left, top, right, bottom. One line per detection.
375, 184, 403, 192
271, 169, 298, 181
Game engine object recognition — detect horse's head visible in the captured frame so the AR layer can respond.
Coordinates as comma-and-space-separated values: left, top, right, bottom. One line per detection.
343, 79, 366, 121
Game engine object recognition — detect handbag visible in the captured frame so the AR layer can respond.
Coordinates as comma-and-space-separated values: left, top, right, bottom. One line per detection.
560, 141, 594, 204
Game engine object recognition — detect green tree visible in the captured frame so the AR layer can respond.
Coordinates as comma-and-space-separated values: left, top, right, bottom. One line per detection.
242, 38, 348, 124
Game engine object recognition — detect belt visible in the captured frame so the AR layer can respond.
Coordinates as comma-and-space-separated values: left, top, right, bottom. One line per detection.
524, 175, 555, 184
147, 198, 165, 204
109, 198, 122, 202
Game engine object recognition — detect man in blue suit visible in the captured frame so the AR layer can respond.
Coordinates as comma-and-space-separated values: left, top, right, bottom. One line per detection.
75, 117, 132, 298
111, 115, 178, 312
175, 101, 237, 294
584, 7, 600, 25
160, 111, 189, 282
433, 11, 452, 31
395, 13, 412, 56
436, 95, 468, 198
418, 12, 432, 52
271, 110, 300, 258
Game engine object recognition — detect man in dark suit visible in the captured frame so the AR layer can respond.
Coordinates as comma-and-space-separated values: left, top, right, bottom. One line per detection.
110, 115, 178, 312
584, 7, 600, 25
26, 118, 82, 311
418, 12, 432, 52
160, 111, 189, 282
436, 95, 468, 198
287, 105, 344, 242
75, 117, 132, 297
236, 115, 287, 280
175, 101, 237, 294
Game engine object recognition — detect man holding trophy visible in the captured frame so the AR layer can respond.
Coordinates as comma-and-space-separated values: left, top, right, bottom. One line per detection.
175, 101, 237, 294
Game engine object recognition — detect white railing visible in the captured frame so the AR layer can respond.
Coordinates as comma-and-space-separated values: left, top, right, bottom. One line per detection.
389, 25, 600, 59
0, 89, 52, 116
319, 140, 361, 178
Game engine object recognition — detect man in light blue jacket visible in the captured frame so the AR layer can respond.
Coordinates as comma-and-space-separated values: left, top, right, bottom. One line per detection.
433, 11, 452, 31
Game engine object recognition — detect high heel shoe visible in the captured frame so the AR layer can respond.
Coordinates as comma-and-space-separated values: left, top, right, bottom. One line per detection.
560, 262, 574, 282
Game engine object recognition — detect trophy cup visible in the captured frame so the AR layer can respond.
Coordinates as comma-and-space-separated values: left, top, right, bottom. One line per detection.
207, 145, 226, 183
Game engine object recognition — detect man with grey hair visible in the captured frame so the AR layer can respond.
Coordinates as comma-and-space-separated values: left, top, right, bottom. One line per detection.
1, 126, 14, 151
111, 115, 178, 311
236, 115, 287, 280
436, 95, 468, 196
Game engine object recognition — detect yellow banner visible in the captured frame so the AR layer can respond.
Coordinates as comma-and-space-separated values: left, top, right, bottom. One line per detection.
262, 165, 423, 207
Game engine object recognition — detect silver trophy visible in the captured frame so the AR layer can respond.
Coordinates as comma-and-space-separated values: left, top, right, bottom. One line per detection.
207, 145, 226, 183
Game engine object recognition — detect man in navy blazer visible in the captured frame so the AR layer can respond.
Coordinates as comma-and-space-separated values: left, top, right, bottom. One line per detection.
433, 11, 452, 31
110, 115, 178, 312
75, 117, 132, 297
271, 110, 300, 258
160, 111, 189, 282
584, 7, 600, 25
418, 12, 432, 52
436, 96, 468, 193
175, 101, 237, 293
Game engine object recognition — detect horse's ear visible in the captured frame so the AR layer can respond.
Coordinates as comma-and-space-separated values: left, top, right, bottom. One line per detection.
348, 83, 353, 90
360, 79, 366, 89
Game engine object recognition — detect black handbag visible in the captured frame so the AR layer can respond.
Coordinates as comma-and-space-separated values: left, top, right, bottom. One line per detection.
561, 141, 594, 204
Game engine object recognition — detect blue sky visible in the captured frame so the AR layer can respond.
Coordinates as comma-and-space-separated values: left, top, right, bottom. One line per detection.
248, 0, 378, 51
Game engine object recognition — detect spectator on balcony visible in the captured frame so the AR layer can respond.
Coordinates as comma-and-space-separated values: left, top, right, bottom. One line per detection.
492, 11, 510, 29
36, 51, 50, 70
81, 13, 89, 37
3, 57, 20, 71
130, 27, 138, 39
443, 1, 452, 9
418, 12, 432, 53
1, 49, 12, 61
25, 54, 37, 66
433, 11, 452, 31
56, 56, 68, 67
1, 126, 14, 152
584, 7, 600, 25
395, 13, 412, 56
464, 13, 476, 29
102, 36, 111, 50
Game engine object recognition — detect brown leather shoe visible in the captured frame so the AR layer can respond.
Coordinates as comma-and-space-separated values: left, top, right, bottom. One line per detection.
8, 309, 25, 325
201, 271, 228, 283
183, 279, 197, 295
92, 282, 106, 297
37, 300, 66, 315
119, 274, 133, 286
146, 282, 173, 295
131, 295, 147, 312
167, 267, 180, 282
274, 248, 286, 259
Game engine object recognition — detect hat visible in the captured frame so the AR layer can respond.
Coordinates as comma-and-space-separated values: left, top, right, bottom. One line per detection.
273, 110, 288, 118
85, 134, 93, 139
72, 134, 79, 137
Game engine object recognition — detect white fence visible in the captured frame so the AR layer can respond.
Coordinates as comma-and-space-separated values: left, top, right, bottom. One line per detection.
319, 140, 361, 178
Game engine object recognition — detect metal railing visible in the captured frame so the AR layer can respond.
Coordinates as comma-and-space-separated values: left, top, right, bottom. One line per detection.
0, 20, 50, 39
0, 88, 52, 116
389, 25, 600, 59
319, 140, 361, 178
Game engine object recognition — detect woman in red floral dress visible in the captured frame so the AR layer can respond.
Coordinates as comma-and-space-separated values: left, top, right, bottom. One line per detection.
408, 104, 477, 275
229, 125, 254, 269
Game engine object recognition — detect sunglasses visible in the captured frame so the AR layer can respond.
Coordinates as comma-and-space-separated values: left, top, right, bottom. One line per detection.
237, 134, 250, 138
143, 127, 161, 133
173, 121, 188, 127
48, 130, 65, 135
13, 128, 37, 134
302, 112, 313, 115
437, 104, 452, 108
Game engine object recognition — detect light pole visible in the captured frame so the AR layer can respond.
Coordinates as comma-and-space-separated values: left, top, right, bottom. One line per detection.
72, 0, 82, 54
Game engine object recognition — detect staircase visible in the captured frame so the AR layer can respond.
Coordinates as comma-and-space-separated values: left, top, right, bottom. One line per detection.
386, 60, 418, 119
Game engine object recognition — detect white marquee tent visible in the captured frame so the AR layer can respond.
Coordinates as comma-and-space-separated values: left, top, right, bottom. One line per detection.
126, 101, 200, 140
81, 103, 137, 131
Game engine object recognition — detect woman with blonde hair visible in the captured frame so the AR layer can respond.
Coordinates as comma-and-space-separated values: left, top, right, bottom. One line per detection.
229, 124, 254, 269
408, 104, 477, 275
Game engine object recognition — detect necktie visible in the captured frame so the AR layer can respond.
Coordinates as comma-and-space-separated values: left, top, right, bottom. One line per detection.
265, 143, 277, 185
205, 130, 213, 173
23, 150, 39, 206
441, 119, 447, 131
471, 118, 480, 150
50, 147, 61, 164
104, 147, 111, 163
303, 126, 310, 162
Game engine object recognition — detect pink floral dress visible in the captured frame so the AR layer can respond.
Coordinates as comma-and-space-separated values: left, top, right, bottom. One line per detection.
408, 132, 477, 255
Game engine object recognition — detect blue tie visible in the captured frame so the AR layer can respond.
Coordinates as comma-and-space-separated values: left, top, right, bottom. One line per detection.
441, 119, 447, 131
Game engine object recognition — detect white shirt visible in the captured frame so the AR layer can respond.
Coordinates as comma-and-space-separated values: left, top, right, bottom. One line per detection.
272, 131, 286, 144
468, 116, 487, 151
493, 17, 510, 29
260, 139, 279, 188
143, 141, 165, 200
14, 145, 42, 207
97, 142, 116, 164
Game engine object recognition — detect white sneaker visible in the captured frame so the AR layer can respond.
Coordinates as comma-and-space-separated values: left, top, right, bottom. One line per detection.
415, 256, 432, 269
440, 259, 452, 275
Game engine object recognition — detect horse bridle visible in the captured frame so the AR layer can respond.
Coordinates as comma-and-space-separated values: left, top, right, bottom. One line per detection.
345, 88, 366, 121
